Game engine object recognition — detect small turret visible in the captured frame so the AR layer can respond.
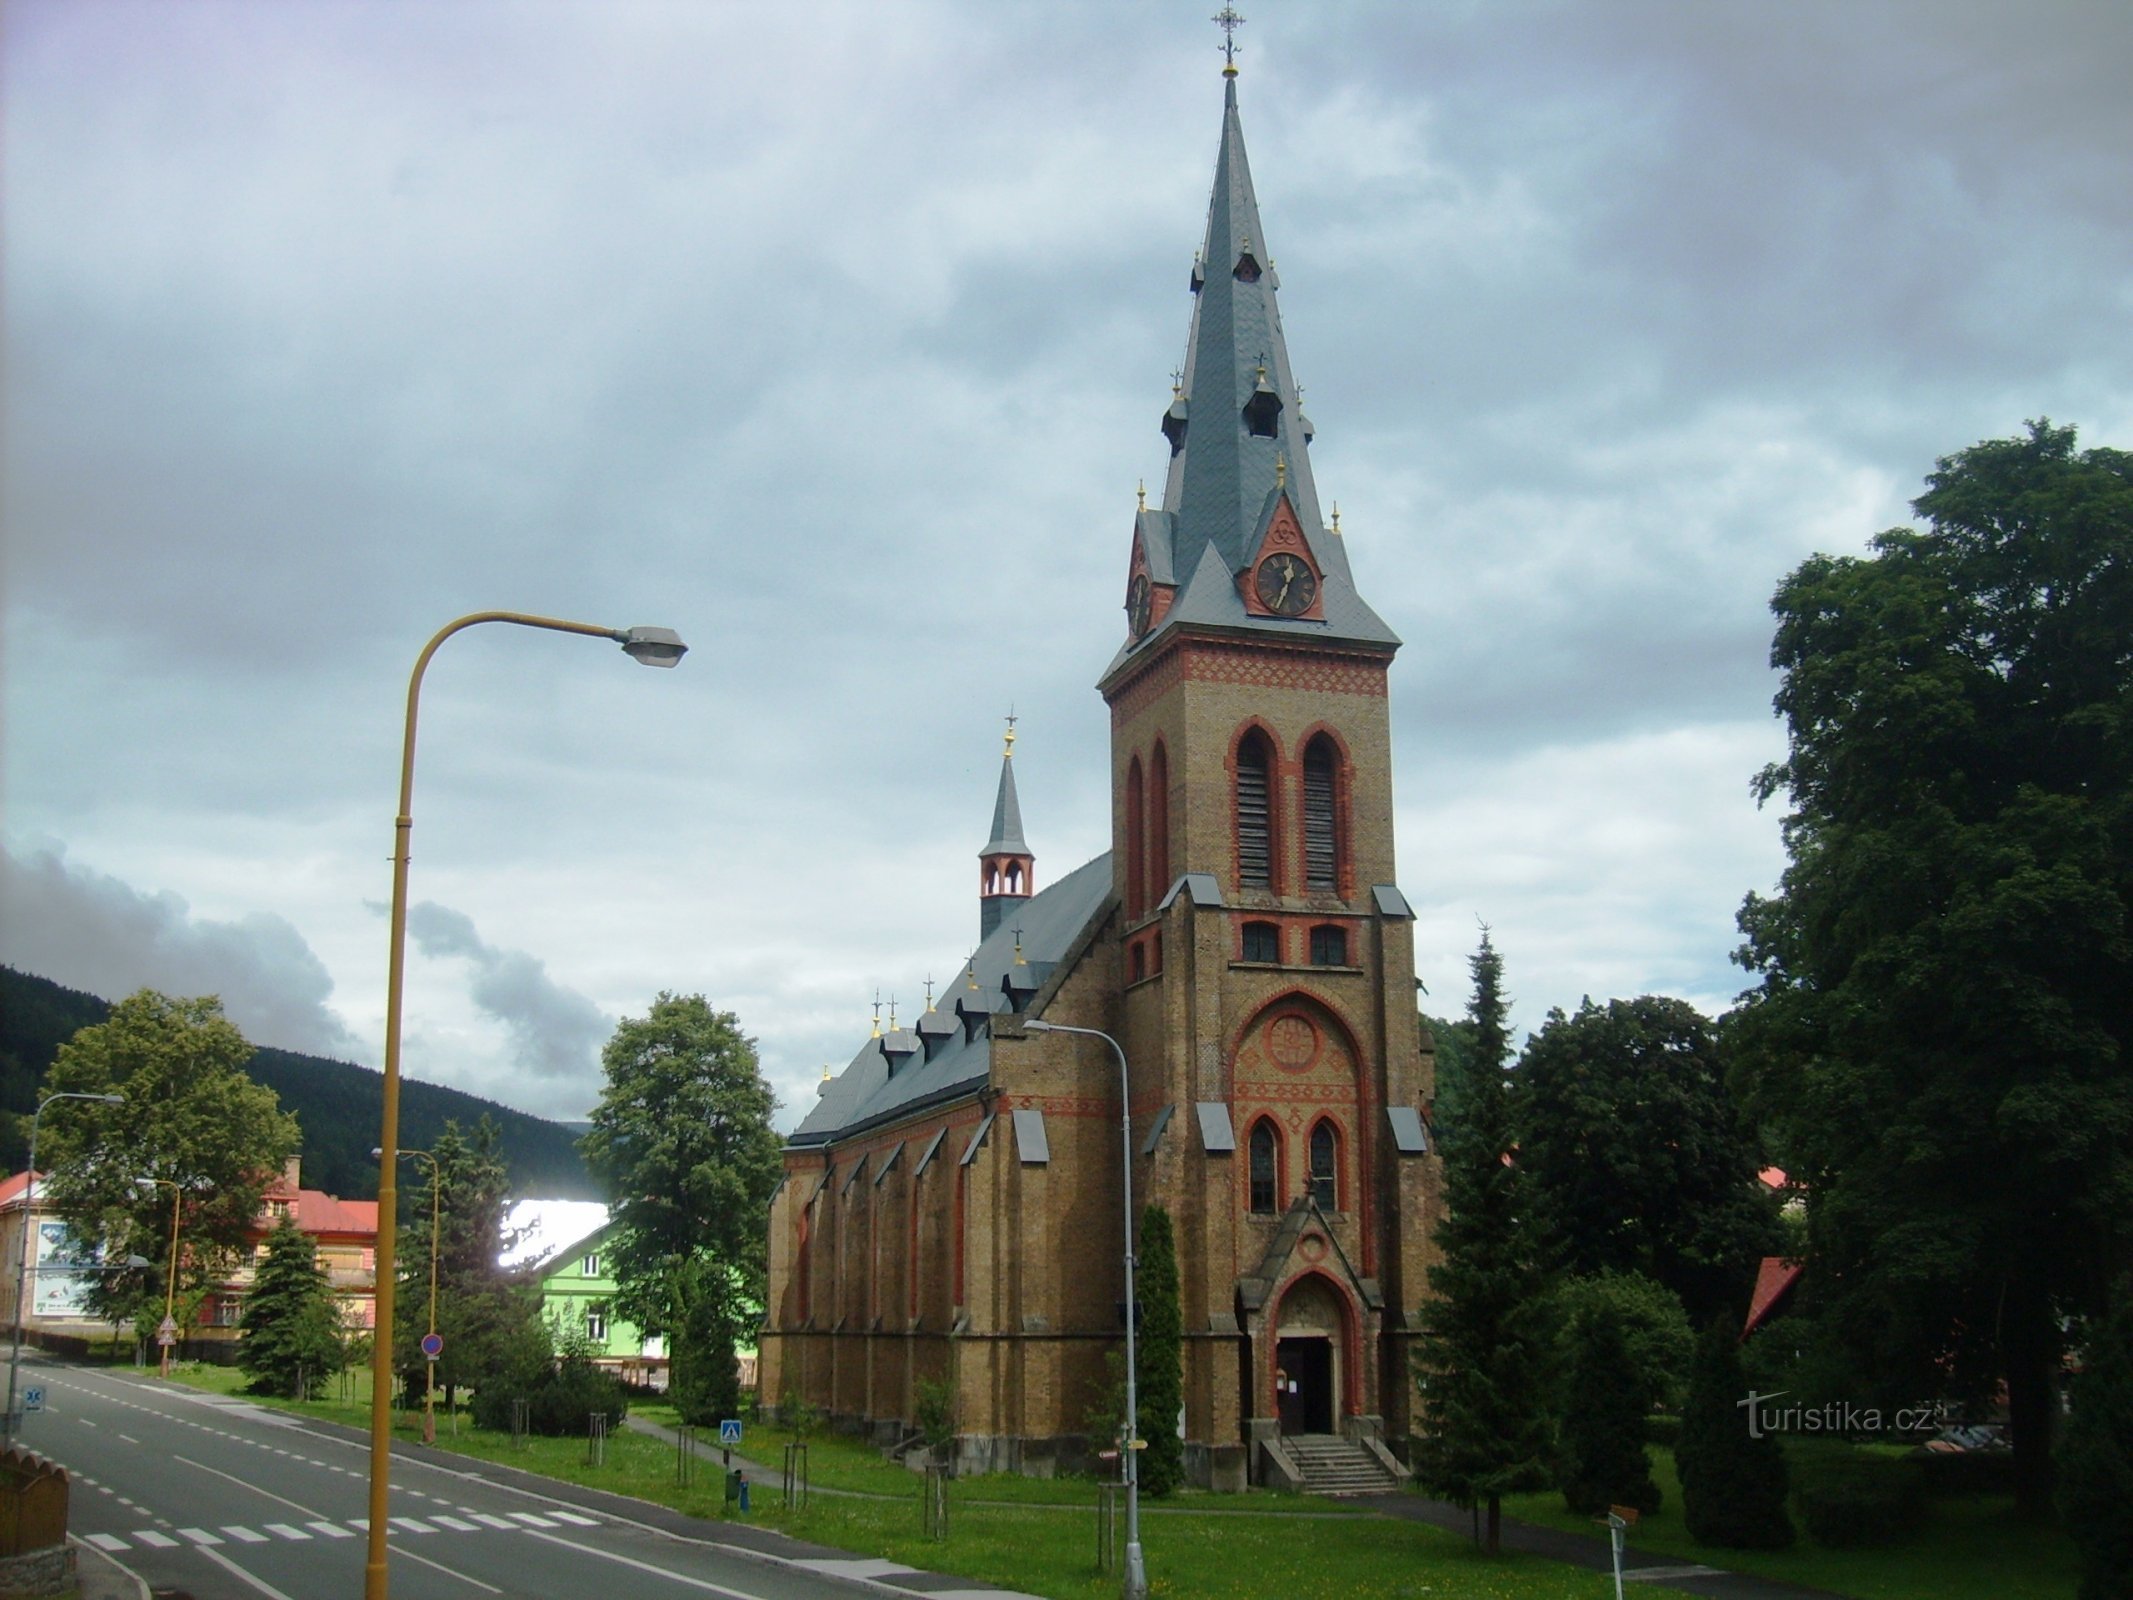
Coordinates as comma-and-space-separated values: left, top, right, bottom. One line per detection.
979, 716, 1035, 941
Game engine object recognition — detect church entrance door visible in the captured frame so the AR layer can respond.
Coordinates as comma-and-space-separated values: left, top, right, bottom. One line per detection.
1275, 1336, 1333, 1435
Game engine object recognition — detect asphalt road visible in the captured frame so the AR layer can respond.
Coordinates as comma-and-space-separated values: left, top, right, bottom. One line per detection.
14, 1354, 1013, 1600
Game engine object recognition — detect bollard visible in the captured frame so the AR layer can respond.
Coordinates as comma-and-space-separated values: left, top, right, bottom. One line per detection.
724, 1468, 742, 1505
737, 1473, 750, 1514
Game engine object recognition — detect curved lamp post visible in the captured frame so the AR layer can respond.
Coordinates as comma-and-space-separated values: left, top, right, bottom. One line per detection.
373, 1146, 441, 1444
135, 1178, 184, 1378
6, 1090, 125, 1437
1022, 1020, 1147, 1600
366, 612, 685, 1600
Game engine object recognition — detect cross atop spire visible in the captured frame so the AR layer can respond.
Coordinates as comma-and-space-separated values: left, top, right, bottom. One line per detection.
1214, 5, 1244, 75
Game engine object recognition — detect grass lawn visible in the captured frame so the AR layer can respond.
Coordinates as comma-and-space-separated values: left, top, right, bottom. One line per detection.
1500, 1442, 2081, 1600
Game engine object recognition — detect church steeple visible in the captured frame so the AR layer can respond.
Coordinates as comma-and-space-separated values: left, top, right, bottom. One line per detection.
978, 717, 1034, 940
1104, 71, 1396, 680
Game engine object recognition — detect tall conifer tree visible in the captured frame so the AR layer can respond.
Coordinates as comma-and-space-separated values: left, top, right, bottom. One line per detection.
1136, 1204, 1184, 1496
1412, 930, 1554, 1553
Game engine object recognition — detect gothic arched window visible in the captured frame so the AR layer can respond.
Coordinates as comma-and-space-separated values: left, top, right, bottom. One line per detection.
1302, 734, 1341, 893
1309, 1120, 1340, 1210
1149, 741, 1171, 902
1235, 730, 1275, 890
1249, 1119, 1281, 1215
1125, 755, 1147, 918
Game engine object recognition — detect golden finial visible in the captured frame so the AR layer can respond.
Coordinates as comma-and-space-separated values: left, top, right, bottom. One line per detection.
870, 991, 882, 1039
888, 995, 899, 1031
966, 951, 981, 990
1215, 5, 1244, 75
820, 1063, 833, 1084
1003, 708, 1018, 759
1275, 454, 1287, 488
924, 976, 935, 1011
1171, 367, 1184, 399
1255, 360, 1268, 385
1330, 502, 1342, 536
1136, 480, 1147, 512
1013, 928, 1028, 967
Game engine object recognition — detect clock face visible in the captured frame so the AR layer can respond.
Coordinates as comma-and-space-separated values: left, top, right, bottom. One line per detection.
1127, 573, 1152, 637
1254, 553, 1317, 616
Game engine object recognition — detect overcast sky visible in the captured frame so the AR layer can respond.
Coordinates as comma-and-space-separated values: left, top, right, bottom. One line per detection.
5, 1, 2129, 1129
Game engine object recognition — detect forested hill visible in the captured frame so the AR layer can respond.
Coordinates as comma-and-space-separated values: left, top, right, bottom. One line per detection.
0, 967, 597, 1200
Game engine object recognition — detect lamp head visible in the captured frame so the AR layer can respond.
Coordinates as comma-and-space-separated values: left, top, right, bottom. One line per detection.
94, 1094, 125, 1105
618, 625, 687, 668
133, 1178, 157, 1193
371, 1147, 383, 1160
1022, 1019, 1057, 1033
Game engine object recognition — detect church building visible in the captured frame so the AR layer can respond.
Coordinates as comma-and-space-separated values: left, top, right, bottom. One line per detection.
758, 63, 1441, 1492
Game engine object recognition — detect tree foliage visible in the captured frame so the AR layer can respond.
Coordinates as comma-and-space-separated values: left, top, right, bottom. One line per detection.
1557, 1298, 1660, 1516
1135, 1204, 1184, 1497
581, 995, 783, 1341
1677, 1320, 1792, 1550
393, 1119, 547, 1404
1412, 930, 1556, 1553
239, 1218, 345, 1398
2059, 1283, 2133, 1600
668, 1259, 744, 1428
1518, 997, 1777, 1320
1732, 422, 2133, 1516
37, 990, 299, 1324
1557, 1271, 1694, 1415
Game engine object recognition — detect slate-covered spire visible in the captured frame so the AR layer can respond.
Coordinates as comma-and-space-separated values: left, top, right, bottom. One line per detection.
1161, 72, 1325, 577
978, 717, 1034, 940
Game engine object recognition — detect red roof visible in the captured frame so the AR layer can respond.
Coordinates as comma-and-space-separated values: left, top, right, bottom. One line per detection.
1744, 1256, 1803, 1337
1758, 1166, 1787, 1191
0, 1171, 42, 1210
290, 1190, 377, 1237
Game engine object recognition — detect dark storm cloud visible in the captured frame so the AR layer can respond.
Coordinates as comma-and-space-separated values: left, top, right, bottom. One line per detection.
0, 843, 360, 1057
401, 901, 612, 1082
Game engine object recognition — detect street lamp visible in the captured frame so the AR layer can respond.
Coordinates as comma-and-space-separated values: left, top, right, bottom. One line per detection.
1023, 1019, 1148, 1600
135, 1179, 184, 1378
373, 1146, 441, 1444
366, 611, 686, 1600
6, 1091, 125, 1438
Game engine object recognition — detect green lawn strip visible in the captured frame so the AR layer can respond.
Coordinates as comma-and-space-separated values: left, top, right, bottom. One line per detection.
1498, 1444, 2079, 1600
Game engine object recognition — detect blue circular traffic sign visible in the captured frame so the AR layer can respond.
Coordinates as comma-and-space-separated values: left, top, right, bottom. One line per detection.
420, 1333, 444, 1359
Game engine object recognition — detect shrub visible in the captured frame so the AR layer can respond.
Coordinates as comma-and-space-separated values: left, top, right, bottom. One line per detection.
471, 1354, 628, 1436
2060, 1285, 2133, 1600
1792, 1456, 1927, 1548
1557, 1305, 1660, 1516
1677, 1321, 1793, 1549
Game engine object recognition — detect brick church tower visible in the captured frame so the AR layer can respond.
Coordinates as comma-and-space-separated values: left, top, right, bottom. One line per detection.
758, 65, 1440, 1490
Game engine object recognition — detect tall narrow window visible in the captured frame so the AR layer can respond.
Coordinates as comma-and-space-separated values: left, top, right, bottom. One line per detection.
1249, 1120, 1279, 1214
1236, 731, 1273, 889
1303, 735, 1340, 892
1125, 756, 1147, 917
1149, 742, 1171, 901
1309, 924, 1348, 966
1309, 1121, 1339, 1209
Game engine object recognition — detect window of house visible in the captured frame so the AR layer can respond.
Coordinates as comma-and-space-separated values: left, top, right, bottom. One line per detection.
1235, 731, 1273, 889
1302, 736, 1340, 891
581, 1252, 601, 1277
1249, 1121, 1280, 1215
1309, 1121, 1339, 1209
1241, 921, 1280, 963
1309, 924, 1348, 966
586, 1309, 607, 1343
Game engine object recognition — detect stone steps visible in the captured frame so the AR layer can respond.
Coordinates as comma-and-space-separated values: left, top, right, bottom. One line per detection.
1282, 1433, 1404, 1496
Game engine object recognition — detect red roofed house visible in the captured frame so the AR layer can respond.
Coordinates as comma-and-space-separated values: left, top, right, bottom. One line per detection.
1743, 1256, 1804, 1339
195, 1159, 380, 1349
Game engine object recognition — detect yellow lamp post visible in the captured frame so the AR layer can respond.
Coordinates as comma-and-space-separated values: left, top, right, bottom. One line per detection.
374, 1146, 441, 1444
135, 1178, 184, 1379
365, 611, 685, 1600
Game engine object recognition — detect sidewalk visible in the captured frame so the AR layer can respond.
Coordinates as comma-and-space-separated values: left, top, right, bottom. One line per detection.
1359, 1492, 1845, 1600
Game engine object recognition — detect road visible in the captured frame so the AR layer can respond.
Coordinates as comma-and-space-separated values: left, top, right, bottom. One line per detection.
14, 1354, 998, 1600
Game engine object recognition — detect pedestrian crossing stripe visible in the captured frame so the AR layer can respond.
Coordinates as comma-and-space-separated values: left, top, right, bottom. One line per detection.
86, 1512, 604, 1553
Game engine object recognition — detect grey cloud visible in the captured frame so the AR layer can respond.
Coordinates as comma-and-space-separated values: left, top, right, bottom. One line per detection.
0, 842, 360, 1057
402, 901, 611, 1082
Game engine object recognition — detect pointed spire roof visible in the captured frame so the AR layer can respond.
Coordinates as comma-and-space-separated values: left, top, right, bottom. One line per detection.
981, 721, 1028, 857
1103, 73, 1396, 681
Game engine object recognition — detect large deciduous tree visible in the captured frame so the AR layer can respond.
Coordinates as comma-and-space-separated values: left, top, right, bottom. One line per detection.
1732, 421, 2133, 1519
1412, 931, 1556, 1553
581, 995, 783, 1382
38, 990, 300, 1326
1517, 996, 1777, 1321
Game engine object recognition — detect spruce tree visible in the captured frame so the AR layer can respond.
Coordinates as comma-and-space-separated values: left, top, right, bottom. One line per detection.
1677, 1319, 1792, 1549
1412, 929, 1555, 1553
1136, 1204, 1185, 1497
239, 1218, 345, 1398
670, 1259, 743, 1428
1558, 1301, 1660, 1516
2059, 1285, 2133, 1600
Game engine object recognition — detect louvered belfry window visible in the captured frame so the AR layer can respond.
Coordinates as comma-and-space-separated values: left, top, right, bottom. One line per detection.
1237, 732, 1273, 889
1303, 736, 1338, 892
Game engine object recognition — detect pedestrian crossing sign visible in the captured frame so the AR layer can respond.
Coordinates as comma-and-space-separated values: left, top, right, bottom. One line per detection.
22, 1387, 42, 1412
718, 1419, 742, 1445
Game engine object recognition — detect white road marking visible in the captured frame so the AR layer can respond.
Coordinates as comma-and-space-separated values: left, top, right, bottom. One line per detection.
520, 1528, 779, 1599
133, 1531, 179, 1548
173, 1454, 328, 1521
389, 1516, 436, 1533
388, 1538, 506, 1594
263, 1523, 310, 1540
306, 1520, 355, 1539
548, 1510, 599, 1526
469, 1513, 517, 1529
507, 1511, 557, 1527
78, 1418, 97, 1428
118, 1434, 139, 1444
431, 1515, 478, 1531
199, 1543, 299, 1600
85, 1533, 128, 1552
177, 1526, 224, 1545
223, 1525, 270, 1542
